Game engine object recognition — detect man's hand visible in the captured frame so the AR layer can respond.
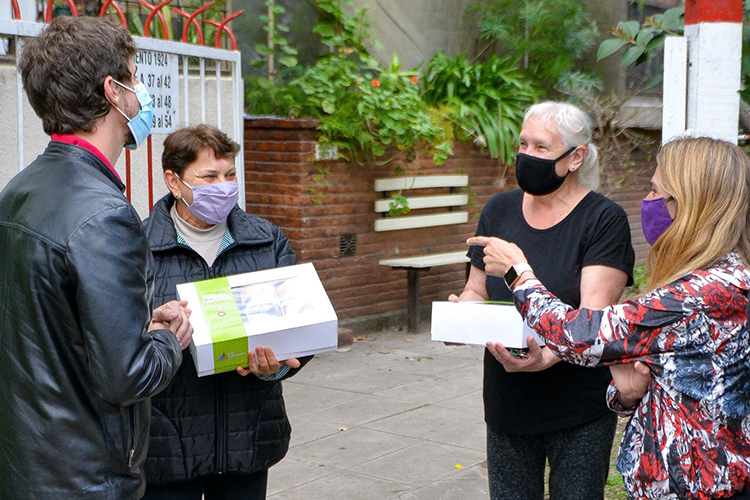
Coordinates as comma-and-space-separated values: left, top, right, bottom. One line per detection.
150, 300, 193, 350
486, 336, 559, 372
237, 346, 301, 377
610, 361, 651, 409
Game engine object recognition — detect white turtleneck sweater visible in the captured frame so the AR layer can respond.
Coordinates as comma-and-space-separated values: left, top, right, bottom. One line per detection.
170, 202, 228, 267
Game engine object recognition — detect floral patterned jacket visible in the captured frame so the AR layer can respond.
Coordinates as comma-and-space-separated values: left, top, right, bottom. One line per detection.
514, 252, 750, 500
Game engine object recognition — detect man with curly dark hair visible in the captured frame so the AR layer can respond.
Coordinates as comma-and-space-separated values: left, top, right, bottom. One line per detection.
0, 16, 191, 499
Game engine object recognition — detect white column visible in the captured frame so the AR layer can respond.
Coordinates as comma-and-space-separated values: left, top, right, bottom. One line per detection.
684, 22, 742, 143
662, 37, 687, 145
682, 0, 743, 144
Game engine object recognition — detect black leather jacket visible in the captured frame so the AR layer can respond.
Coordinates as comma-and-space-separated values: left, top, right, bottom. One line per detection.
143, 194, 309, 484
0, 142, 182, 500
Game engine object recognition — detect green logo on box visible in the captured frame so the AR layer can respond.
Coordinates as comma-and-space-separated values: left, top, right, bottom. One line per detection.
194, 277, 248, 374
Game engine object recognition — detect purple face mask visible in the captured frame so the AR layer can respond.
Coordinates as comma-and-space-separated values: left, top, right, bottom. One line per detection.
178, 176, 239, 225
640, 197, 673, 245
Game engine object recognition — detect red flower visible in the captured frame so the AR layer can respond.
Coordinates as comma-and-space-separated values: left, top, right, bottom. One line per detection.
371, 79, 380, 87
411, 76, 419, 84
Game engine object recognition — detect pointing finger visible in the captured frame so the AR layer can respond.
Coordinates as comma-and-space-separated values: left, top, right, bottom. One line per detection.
467, 236, 492, 247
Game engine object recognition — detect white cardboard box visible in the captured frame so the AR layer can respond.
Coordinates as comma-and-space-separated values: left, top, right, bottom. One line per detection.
430, 301, 545, 348
177, 263, 338, 377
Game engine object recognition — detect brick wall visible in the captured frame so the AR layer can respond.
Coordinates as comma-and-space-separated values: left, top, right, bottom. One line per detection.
599, 131, 661, 267
244, 117, 658, 328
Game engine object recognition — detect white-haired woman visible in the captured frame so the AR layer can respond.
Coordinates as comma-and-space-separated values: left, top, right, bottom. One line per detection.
471, 136, 750, 499
451, 101, 635, 499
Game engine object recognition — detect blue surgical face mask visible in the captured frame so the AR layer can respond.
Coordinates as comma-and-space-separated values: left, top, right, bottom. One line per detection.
110, 80, 154, 150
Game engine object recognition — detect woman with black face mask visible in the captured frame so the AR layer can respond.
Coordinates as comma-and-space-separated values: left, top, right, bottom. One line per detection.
450, 101, 636, 500
472, 136, 750, 500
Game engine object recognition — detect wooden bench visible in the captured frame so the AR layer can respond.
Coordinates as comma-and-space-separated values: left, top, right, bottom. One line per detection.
379, 251, 470, 332
375, 175, 471, 332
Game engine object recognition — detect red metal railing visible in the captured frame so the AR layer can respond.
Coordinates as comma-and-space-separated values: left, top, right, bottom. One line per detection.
45, 0, 77, 23
172, 7, 205, 45
181, 2, 214, 44
141, 0, 171, 39
10, 0, 21, 20
99, 0, 128, 28
207, 9, 243, 50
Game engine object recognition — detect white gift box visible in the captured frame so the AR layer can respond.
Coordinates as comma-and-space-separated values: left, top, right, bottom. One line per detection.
430, 301, 545, 348
177, 263, 338, 377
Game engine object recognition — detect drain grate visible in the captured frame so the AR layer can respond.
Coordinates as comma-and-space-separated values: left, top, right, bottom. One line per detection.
339, 234, 357, 257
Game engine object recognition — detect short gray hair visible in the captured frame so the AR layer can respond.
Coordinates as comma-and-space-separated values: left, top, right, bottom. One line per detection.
523, 102, 599, 191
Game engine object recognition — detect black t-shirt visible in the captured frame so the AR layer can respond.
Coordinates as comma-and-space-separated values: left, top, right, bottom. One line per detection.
470, 190, 635, 434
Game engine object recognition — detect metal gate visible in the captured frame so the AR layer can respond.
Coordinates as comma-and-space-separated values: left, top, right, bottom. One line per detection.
0, 13, 244, 218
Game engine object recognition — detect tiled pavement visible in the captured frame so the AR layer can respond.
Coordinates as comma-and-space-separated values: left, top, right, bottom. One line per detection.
267, 327, 490, 499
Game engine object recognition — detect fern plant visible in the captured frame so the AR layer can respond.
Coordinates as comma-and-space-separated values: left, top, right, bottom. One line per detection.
466, 0, 600, 97
422, 53, 538, 165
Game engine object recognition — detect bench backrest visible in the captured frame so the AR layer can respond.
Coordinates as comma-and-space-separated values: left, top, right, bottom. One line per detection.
373, 175, 469, 232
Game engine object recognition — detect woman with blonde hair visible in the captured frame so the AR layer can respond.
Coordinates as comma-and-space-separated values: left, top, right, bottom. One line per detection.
471, 136, 750, 499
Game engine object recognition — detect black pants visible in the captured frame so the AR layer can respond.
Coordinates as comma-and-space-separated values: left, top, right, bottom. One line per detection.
141, 471, 268, 500
487, 413, 618, 500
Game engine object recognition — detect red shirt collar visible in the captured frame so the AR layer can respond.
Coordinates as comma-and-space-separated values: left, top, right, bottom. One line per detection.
50, 134, 122, 182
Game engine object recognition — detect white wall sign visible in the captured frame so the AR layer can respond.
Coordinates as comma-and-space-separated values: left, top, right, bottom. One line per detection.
135, 49, 179, 133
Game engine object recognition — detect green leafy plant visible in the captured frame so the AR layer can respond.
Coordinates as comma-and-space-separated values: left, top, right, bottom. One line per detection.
309, 165, 332, 205
254, 0, 299, 82
244, 0, 548, 180
422, 53, 538, 164
465, 0, 600, 97
253, 0, 452, 166
245, 74, 304, 116
623, 265, 650, 299
596, 6, 685, 89
596, 3, 750, 104
388, 194, 410, 216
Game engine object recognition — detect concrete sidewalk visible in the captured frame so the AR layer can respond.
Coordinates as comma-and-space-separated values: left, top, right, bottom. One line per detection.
267, 327, 489, 500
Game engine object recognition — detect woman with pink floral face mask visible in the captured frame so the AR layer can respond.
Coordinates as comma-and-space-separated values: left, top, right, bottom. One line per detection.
141, 125, 311, 500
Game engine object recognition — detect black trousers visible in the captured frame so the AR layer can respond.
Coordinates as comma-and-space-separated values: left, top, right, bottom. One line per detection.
487, 413, 618, 500
141, 471, 268, 500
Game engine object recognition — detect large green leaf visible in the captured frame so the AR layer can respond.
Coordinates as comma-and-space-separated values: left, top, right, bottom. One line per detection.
622, 45, 646, 67
661, 7, 685, 32
255, 44, 273, 56
646, 33, 666, 51
597, 38, 628, 61
279, 56, 298, 68
313, 23, 335, 37
619, 20, 641, 39
643, 73, 663, 89
635, 28, 655, 47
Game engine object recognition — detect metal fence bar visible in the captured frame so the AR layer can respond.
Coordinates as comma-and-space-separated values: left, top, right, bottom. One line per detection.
16, 36, 23, 172
0, 19, 44, 36
1, 20, 245, 214
199, 57, 206, 123
182, 55, 189, 126
232, 53, 243, 194
134, 34, 239, 62
215, 60, 221, 130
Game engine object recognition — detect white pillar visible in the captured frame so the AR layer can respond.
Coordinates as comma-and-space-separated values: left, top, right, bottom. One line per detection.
662, 37, 687, 145
683, 0, 742, 144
